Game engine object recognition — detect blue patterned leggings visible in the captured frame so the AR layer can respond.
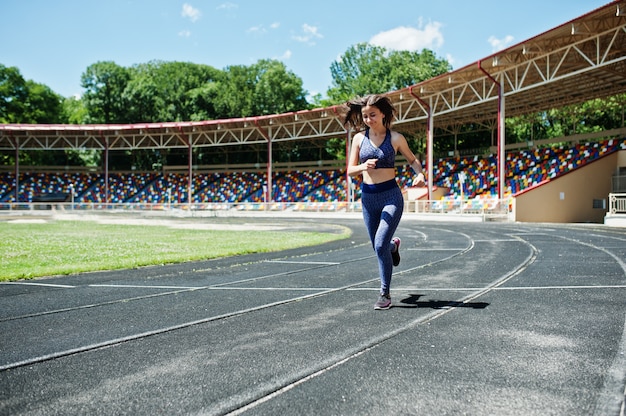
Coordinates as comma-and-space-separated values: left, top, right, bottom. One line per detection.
360, 179, 404, 295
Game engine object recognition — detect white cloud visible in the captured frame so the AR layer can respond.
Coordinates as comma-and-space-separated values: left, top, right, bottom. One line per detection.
369, 21, 444, 51
247, 25, 266, 35
178, 30, 191, 37
278, 50, 292, 60
488, 35, 514, 52
181, 3, 201, 22
247, 22, 280, 35
246, 23, 280, 35
293, 23, 323, 45
445, 53, 455, 66
217, 2, 238, 11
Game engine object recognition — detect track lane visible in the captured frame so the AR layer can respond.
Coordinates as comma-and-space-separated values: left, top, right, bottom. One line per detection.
1, 221, 624, 416
223, 225, 626, 416
0, 222, 478, 371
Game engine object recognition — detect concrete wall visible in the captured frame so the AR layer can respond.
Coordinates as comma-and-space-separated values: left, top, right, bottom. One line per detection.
515, 151, 621, 223
403, 186, 449, 201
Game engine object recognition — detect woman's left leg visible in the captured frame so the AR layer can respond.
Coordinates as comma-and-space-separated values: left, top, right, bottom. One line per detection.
373, 188, 404, 295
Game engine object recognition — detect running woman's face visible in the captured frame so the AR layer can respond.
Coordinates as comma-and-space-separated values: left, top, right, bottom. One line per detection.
361, 105, 383, 129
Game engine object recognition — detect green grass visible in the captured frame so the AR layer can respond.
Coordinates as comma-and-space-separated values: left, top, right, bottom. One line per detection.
0, 220, 349, 281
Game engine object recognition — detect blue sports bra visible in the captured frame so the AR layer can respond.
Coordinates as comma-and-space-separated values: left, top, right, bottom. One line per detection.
359, 129, 396, 169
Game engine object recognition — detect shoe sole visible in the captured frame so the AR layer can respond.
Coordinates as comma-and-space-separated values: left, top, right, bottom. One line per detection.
374, 303, 392, 310
392, 238, 401, 267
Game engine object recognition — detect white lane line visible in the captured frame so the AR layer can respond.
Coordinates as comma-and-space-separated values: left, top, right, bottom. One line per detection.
265, 260, 340, 265
473, 239, 521, 242
406, 239, 519, 251
90, 284, 203, 290
209, 287, 334, 291
1, 282, 75, 288
0, 280, 366, 372
494, 285, 626, 290
553, 233, 626, 416
0, 288, 201, 323
348, 285, 626, 292
406, 248, 464, 251
228, 348, 372, 416
225, 233, 535, 415
85, 285, 626, 292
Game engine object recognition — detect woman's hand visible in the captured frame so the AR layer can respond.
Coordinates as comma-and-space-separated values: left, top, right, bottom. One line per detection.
413, 172, 426, 187
362, 158, 378, 171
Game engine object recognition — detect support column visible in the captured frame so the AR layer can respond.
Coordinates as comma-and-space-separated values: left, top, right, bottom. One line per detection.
345, 130, 351, 204
409, 87, 433, 200
478, 61, 506, 200
426, 100, 434, 201
188, 135, 193, 206
498, 81, 506, 199
14, 138, 19, 203
103, 136, 109, 205
267, 138, 272, 203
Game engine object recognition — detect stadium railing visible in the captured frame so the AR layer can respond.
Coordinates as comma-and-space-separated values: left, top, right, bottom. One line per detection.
608, 193, 626, 214
0, 198, 513, 220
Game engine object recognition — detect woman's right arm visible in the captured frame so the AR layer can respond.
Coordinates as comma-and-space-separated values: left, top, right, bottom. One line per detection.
348, 133, 378, 177
347, 134, 366, 177
347, 134, 363, 177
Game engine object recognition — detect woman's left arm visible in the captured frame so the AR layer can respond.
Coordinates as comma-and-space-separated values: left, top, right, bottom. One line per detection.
394, 132, 425, 186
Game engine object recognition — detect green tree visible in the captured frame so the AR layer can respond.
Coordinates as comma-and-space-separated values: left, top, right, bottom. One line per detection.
505, 93, 626, 145
0, 64, 63, 124
61, 96, 88, 124
122, 72, 162, 123
211, 59, 308, 118
252, 59, 308, 115
23, 81, 63, 123
387, 49, 451, 90
81, 61, 130, 123
210, 64, 255, 118
187, 82, 219, 121
0, 64, 28, 123
326, 43, 451, 103
124, 61, 222, 122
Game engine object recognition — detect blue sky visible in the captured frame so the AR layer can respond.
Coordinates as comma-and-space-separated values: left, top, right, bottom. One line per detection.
1, 1, 610, 100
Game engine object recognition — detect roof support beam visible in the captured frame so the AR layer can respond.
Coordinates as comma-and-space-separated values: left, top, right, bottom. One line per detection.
410, 86, 433, 200
254, 117, 273, 203
478, 61, 506, 200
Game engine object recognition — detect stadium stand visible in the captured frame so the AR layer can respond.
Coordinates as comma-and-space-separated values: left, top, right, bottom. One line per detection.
1, 138, 625, 206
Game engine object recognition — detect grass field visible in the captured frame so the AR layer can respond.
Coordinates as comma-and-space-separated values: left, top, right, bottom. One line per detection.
0, 219, 349, 281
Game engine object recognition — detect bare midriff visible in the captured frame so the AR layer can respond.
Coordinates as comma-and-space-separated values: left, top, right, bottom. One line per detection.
362, 167, 396, 185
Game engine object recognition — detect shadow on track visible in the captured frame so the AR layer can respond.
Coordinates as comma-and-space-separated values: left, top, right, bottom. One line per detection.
396, 293, 490, 309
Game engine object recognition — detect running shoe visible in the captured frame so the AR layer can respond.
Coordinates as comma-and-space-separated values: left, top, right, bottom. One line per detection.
391, 237, 401, 267
374, 293, 392, 310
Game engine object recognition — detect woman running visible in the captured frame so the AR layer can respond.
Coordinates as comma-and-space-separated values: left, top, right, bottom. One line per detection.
344, 94, 425, 310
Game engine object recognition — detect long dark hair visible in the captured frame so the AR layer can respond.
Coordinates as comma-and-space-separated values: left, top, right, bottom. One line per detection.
343, 94, 397, 131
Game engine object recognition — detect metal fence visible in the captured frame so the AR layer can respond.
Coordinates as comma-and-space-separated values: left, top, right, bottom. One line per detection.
608, 193, 626, 214
411, 198, 513, 221
0, 198, 513, 221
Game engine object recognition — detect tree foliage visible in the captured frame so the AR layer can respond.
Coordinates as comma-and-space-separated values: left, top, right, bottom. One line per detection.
123, 61, 222, 123
76, 59, 309, 126
71, 59, 310, 168
0, 64, 63, 124
2, 52, 625, 168
209, 59, 309, 118
81, 61, 130, 123
505, 94, 626, 144
0, 64, 29, 123
326, 43, 451, 103
61, 96, 88, 124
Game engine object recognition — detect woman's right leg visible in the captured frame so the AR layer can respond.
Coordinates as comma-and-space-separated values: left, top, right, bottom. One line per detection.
361, 194, 381, 250
362, 189, 400, 295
